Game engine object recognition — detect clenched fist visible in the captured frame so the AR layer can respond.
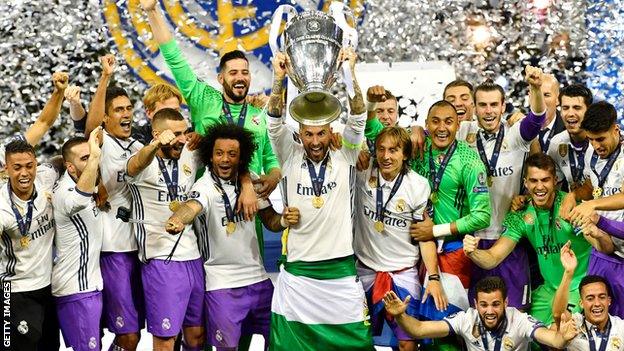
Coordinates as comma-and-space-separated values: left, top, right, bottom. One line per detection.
52, 71, 69, 92
463, 234, 480, 256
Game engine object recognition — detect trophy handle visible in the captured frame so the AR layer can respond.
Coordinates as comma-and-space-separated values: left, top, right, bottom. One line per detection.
269, 5, 298, 55
329, 2, 359, 98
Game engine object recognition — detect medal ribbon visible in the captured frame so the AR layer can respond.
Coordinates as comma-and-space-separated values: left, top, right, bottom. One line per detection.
531, 197, 557, 259
156, 157, 179, 202
539, 125, 556, 152
428, 141, 458, 193
568, 141, 589, 184
479, 316, 508, 351
476, 126, 505, 180
7, 183, 36, 237
375, 169, 405, 222
590, 145, 621, 189
585, 317, 611, 351
306, 156, 329, 198
221, 95, 248, 127
210, 170, 239, 223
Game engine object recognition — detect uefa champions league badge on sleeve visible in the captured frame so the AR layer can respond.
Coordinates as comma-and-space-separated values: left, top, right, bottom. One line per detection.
101, 1, 364, 91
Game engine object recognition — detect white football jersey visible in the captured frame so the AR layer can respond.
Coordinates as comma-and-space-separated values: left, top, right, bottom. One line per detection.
444, 307, 545, 351
566, 313, 624, 351
354, 166, 430, 271
267, 112, 365, 262
51, 172, 104, 297
586, 142, 624, 257
547, 131, 593, 190
191, 171, 269, 291
0, 164, 58, 292
457, 121, 531, 240
126, 147, 201, 262
99, 131, 143, 252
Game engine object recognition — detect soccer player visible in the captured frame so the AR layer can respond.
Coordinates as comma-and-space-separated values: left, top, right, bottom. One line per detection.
126, 108, 204, 351
456, 67, 546, 309
463, 153, 592, 324
382, 277, 579, 350
266, 50, 373, 350
369, 88, 399, 128
561, 101, 624, 318
354, 126, 445, 351
443, 79, 475, 123
546, 84, 594, 192
0, 140, 60, 351
552, 245, 624, 350
165, 123, 301, 350
140, 0, 280, 201
134, 83, 184, 145
52, 128, 104, 351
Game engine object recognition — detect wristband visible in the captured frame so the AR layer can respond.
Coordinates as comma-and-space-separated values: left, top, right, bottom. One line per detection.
366, 101, 378, 112
280, 216, 289, 228
428, 274, 440, 281
432, 223, 452, 238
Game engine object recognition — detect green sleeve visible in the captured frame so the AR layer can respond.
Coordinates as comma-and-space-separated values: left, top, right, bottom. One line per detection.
455, 157, 491, 234
364, 117, 384, 141
500, 211, 526, 242
159, 39, 221, 133
261, 128, 280, 173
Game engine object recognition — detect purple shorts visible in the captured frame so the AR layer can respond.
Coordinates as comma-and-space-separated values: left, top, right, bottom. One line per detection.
55, 291, 103, 351
204, 279, 273, 348
589, 249, 624, 318
142, 258, 205, 337
469, 239, 531, 309
100, 251, 145, 334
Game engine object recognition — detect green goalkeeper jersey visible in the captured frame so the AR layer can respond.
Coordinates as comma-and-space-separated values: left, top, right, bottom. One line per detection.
501, 190, 591, 291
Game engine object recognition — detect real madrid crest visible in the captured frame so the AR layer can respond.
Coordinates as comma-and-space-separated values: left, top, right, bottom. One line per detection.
395, 199, 406, 212
503, 336, 514, 350
183, 164, 192, 177
466, 133, 476, 144
558, 144, 568, 157
523, 213, 534, 225
611, 336, 621, 349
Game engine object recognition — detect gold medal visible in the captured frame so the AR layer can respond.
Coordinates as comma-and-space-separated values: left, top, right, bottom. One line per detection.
593, 187, 603, 199
487, 176, 493, 187
312, 196, 324, 208
374, 221, 384, 233
226, 221, 236, 234
169, 200, 181, 212
430, 192, 438, 204
20, 236, 30, 248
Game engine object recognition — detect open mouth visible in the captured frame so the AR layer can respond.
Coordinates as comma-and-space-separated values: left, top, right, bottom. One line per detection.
18, 178, 31, 186
565, 118, 579, 128
233, 82, 247, 94
120, 120, 131, 132
218, 164, 232, 173
456, 108, 466, 116
533, 190, 547, 200
434, 131, 449, 143
482, 115, 497, 123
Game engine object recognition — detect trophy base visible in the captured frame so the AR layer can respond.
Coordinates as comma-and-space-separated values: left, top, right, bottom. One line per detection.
289, 89, 342, 126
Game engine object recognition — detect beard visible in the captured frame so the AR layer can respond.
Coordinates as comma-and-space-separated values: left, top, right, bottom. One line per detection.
223, 80, 249, 103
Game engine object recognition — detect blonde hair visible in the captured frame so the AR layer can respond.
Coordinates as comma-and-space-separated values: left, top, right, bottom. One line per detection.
143, 84, 183, 112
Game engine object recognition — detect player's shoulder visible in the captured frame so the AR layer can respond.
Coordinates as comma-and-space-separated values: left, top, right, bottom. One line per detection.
455, 140, 481, 160
507, 307, 543, 326
403, 169, 430, 189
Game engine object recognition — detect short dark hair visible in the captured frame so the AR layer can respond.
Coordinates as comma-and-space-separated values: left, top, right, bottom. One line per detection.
5, 139, 35, 163
375, 127, 413, 173
105, 86, 131, 115
474, 276, 507, 300
559, 84, 593, 108
198, 123, 257, 176
219, 50, 248, 72
581, 101, 617, 134
443, 79, 474, 98
580, 275, 612, 298
427, 100, 457, 118
152, 108, 185, 126
524, 153, 557, 178
383, 89, 397, 102
474, 80, 505, 104
61, 136, 88, 162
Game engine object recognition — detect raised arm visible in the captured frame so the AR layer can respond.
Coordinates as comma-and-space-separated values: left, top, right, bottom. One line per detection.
533, 315, 578, 349
342, 48, 365, 149
552, 242, 576, 326
85, 55, 115, 135
75, 127, 103, 194
126, 129, 176, 177
266, 52, 295, 164
519, 65, 547, 142
140, 0, 173, 44
463, 235, 517, 270
24, 71, 68, 145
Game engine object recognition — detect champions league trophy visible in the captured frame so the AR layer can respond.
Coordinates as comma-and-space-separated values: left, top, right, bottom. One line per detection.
269, 3, 358, 126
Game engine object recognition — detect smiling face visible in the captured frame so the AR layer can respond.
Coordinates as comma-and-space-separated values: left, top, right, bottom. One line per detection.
211, 138, 240, 180
475, 290, 507, 330
475, 89, 505, 133
376, 98, 399, 127
560, 95, 588, 136
104, 96, 134, 138
426, 104, 459, 150
218, 58, 250, 103
6, 152, 37, 200
525, 166, 557, 209
375, 134, 408, 181
300, 124, 332, 162
586, 124, 621, 159
581, 281, 611, 327
541, 77, 560, 121
153, 119, 188, 160
444, 85, 474, 122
